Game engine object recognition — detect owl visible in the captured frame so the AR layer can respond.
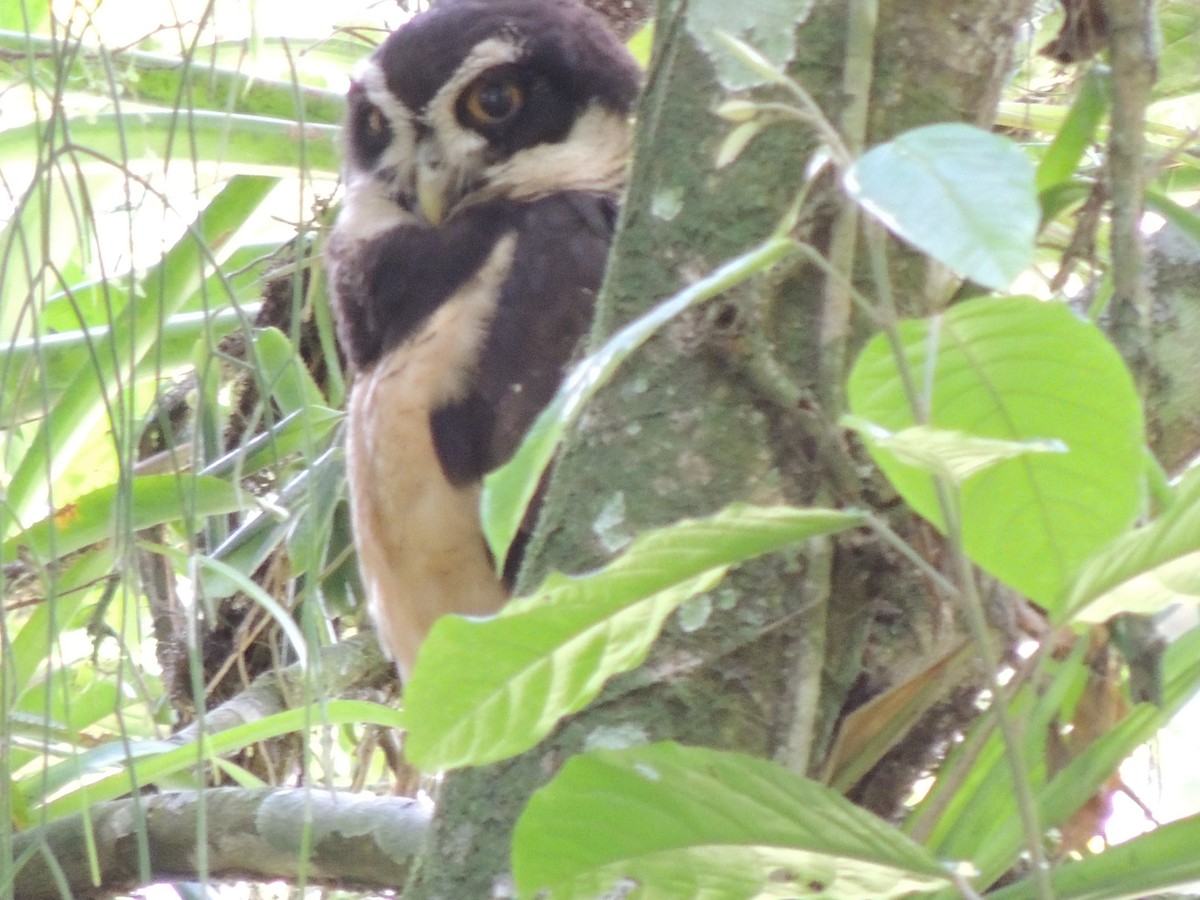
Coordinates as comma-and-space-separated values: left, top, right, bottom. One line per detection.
326, 0, 640, 680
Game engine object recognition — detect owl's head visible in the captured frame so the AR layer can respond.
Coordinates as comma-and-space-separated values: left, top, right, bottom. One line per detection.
338, 0, 641, 234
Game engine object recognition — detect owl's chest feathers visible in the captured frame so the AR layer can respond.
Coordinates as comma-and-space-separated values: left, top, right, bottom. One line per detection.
344, 235, 517, 676
372, 232, 517, 412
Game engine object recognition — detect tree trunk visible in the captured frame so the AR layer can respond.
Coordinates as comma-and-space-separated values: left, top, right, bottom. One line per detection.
406, 1, 1036, 896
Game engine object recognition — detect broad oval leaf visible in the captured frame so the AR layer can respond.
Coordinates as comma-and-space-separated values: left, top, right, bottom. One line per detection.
844, 123, 1038, 290
847, 295, 1144, 611
403, 504, 863, 771
512, 742, 952, 899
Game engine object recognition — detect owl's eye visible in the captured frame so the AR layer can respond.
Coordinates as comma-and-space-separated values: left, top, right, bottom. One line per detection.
461, 73, 524, 127
366, 108, 386, 136
351, 96, 393, 164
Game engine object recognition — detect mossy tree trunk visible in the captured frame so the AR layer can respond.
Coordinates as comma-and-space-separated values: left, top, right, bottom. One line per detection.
406, 1, 1036, 896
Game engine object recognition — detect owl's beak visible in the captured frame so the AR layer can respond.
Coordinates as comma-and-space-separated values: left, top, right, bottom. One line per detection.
413, 138, 452, 226
415, 165, 449, 226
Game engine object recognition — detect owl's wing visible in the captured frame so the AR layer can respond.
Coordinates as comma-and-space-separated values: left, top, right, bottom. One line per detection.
429, 190, 618, 576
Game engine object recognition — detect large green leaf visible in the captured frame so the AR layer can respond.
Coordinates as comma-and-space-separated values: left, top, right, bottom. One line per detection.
844, 123, 1038, 290
512, 742, 952, 899
404, 505, 863, 771
847, 295, 1144, 611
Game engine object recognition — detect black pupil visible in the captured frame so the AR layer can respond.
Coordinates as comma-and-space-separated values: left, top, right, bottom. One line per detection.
477, 80, 515, 119
352, 96, 392, 166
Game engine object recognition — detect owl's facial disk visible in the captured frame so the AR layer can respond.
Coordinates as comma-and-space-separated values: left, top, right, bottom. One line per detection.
338, 0, 640, 232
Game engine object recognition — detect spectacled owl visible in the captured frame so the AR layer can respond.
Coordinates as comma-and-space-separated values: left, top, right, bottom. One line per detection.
326, 0, 640, 680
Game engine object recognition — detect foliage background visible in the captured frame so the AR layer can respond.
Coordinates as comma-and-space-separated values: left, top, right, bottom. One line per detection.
3, 0, 1200, 898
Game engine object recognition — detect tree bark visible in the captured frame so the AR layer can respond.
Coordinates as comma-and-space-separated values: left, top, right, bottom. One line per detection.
406, 1, 1036, 897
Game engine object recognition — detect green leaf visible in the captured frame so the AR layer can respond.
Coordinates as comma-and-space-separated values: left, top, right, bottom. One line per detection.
912, 636, 1091, 870
987, 810, 1200, 900
687, 1, 803, 90
404, 505, 863, 771
481, 237, 795, 569
0, 31, 346, 125
626, 21, 655, 69
1155, 3, 1200, 98
202, 406, 342, 481
2, 554, 102, 700
846, 295, 1144, 611
3, 474, 250, 563
844, 123, 1038, 290
0, 112, 338, 177
1064, 466, 1200, 622
30, 700, 405, 820
201, 448, 343, 600
944, 622, 1200, 888
1, 301, 262, 429
250, 326, 328, 416
842, 419, 1066, 485
1037, 65, 1110, 193
1146, 189, 1200, 249
513, 742, 952, 900
3, 175, 277, 527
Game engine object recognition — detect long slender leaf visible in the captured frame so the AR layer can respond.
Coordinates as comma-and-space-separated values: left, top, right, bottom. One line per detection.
1, 303, 261, 429
29, 699, 405, 820
1065, 465, 1200, 621
3, 474, 250, 562
1037, 65, 1110, 192
0, 112, 338, 176
987, 811, 1200, 900
4, 175, 277, 526
0, 31, 345, 124
405, 505, 863, 771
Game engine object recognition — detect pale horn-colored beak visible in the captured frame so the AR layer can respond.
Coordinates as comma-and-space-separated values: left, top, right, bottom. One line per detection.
413, 139, 451, 226
415, 165, 449, 226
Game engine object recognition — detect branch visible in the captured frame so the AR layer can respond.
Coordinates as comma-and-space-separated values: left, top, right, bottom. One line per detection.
11, 787, 429, 899
169, 631, 394, 747
1105, 0, 1157, 385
